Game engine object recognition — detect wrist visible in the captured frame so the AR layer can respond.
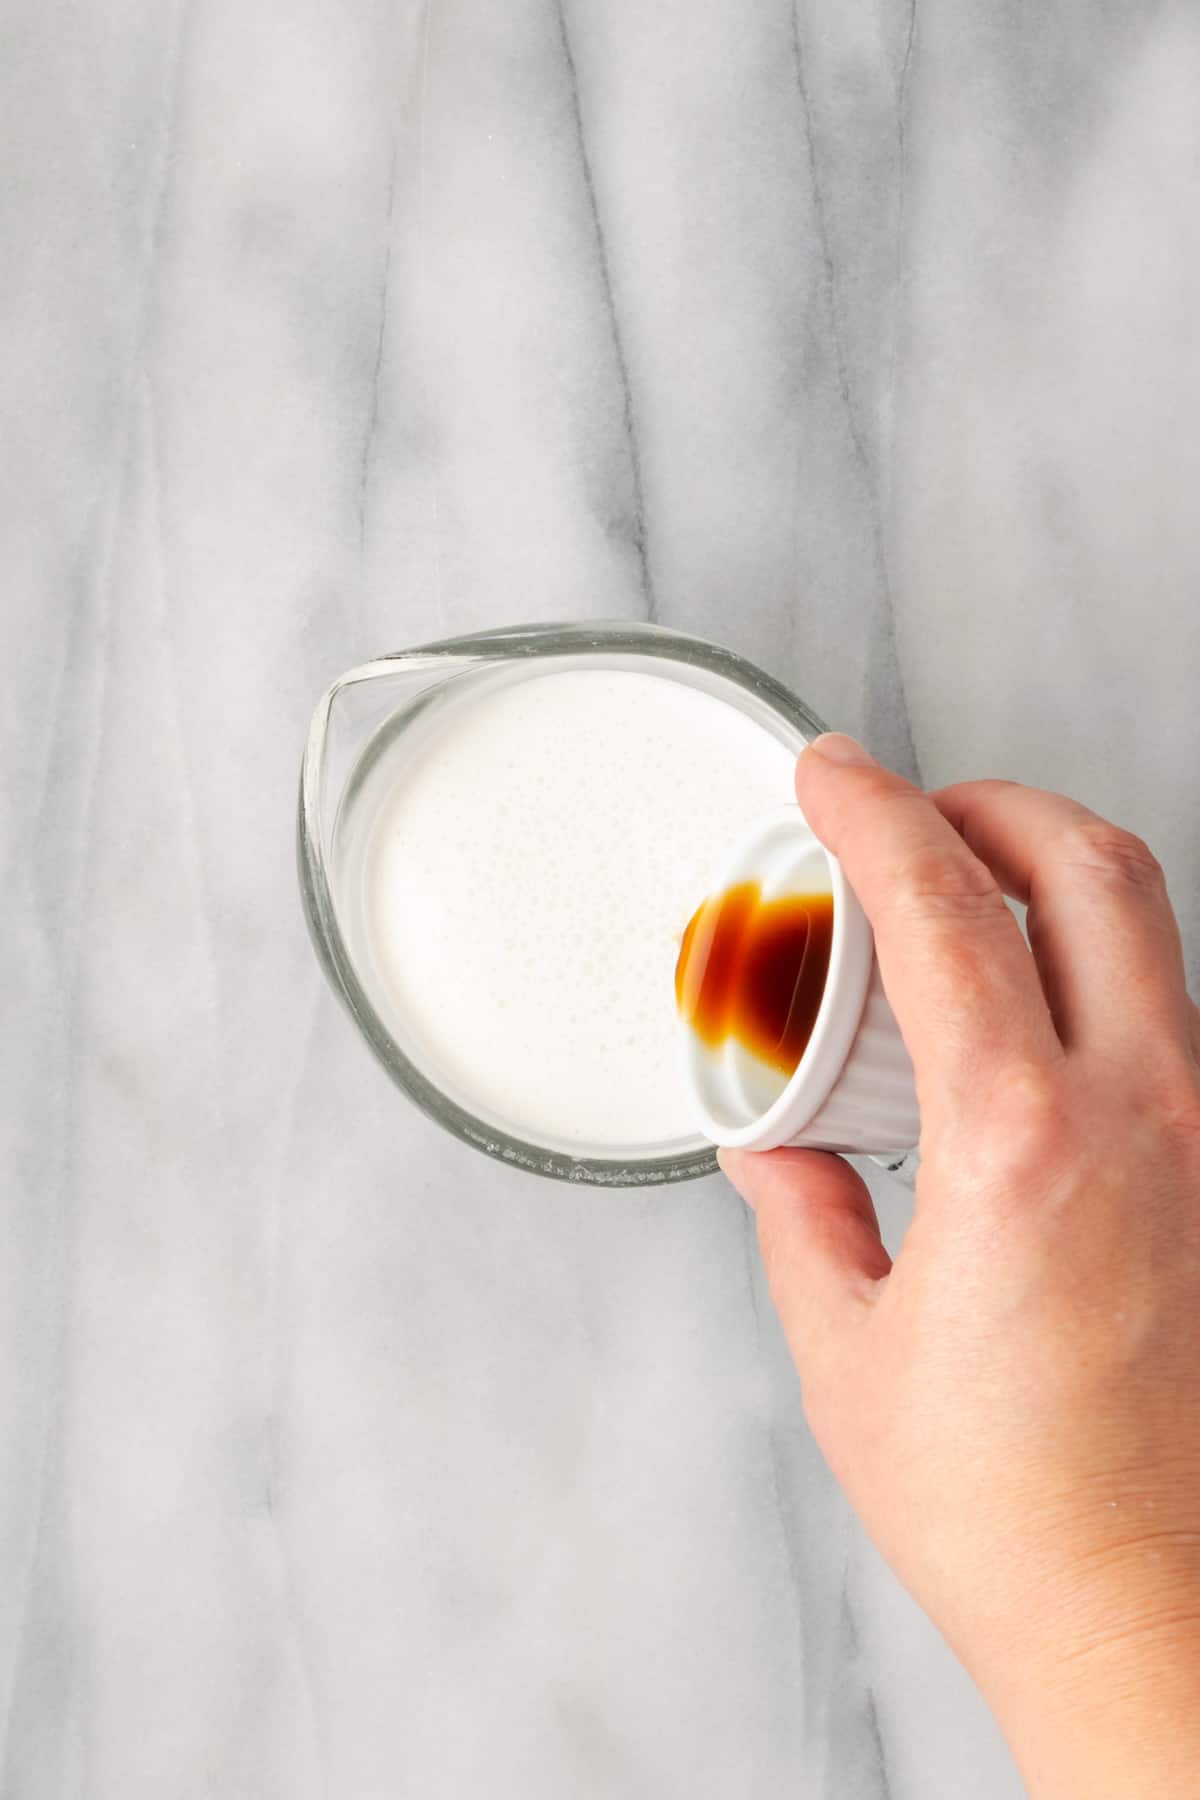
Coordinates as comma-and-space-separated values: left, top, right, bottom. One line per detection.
983, 1598, 1200, 1797
1004, 1624, 1200, 1798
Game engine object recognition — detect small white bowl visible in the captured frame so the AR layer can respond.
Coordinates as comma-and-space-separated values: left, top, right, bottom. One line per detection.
679, 807, 920, 1155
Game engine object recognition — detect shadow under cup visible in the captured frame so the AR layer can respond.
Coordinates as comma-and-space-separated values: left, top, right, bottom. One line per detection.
297, 622, 827, 1187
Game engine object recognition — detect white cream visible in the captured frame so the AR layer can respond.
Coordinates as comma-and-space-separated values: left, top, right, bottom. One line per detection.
356, 666, 799, 1153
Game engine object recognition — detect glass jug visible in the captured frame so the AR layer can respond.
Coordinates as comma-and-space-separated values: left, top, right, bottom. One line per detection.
297, 620, 915, 1188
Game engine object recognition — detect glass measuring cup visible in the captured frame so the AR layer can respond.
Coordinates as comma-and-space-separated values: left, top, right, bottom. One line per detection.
297, 621, 828, 1187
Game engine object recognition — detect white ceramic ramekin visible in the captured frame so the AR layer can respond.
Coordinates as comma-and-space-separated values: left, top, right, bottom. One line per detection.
680, 807, 920, 1155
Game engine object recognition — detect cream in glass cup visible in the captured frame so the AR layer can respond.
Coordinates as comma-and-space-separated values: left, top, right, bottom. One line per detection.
298, 622, 827, 1187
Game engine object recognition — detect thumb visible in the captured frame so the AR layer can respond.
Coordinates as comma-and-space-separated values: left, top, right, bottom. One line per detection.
719, 1148, 890, 1367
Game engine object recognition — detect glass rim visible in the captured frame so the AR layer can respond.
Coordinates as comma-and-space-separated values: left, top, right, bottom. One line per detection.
297, 620, 829, 1188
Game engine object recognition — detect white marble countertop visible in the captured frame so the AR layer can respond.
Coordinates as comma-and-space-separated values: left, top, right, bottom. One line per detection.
4, 2, 1199, 1793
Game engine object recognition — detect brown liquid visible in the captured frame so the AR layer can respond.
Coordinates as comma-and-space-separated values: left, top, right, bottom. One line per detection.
674, 883, 835, 1076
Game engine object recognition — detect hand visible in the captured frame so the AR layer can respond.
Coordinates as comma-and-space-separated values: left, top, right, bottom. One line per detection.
719, 737, 1200, 1798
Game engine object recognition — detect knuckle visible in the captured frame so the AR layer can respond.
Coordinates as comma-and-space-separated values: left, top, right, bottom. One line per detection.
1149, 1064, 1200, 1152
935, 776, 1023, 815
889, 841, 1005, 922
996, 1063, 1063, 1140
973, 1064, 1072, 1186
1065, 820, 1164, 894
972, 777, 1024, 800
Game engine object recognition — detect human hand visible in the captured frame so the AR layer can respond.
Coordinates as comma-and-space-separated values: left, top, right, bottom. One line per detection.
719, 737, 1200, 1798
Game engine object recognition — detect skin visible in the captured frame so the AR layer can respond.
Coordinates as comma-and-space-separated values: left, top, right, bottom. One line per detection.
719, 734, 1200, 1799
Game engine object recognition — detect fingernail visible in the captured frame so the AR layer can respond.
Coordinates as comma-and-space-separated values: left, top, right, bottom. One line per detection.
808, 732, 876, 768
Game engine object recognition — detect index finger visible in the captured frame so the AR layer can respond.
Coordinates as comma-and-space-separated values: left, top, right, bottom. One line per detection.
795, 737, 1062, 1109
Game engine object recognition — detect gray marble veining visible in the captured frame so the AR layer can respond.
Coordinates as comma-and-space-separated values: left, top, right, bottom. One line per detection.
3, 1, 1198, 1793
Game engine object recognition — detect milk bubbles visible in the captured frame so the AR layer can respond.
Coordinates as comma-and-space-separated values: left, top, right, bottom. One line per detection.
357, 668, 799, 1154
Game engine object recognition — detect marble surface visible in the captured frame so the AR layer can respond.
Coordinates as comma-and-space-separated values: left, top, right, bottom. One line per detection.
4, 1, 1199, 1793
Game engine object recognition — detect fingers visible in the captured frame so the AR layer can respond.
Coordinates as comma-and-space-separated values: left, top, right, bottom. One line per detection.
719, 1147, 889, 1365
796, 738, 1062, 1112
933, 781, 1194, 1065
